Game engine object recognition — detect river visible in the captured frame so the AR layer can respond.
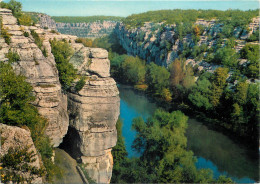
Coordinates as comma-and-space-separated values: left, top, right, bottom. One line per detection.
118, 84, 259, 183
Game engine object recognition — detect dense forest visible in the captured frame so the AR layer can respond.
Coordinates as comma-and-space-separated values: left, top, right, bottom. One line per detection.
52, 16, 122, 23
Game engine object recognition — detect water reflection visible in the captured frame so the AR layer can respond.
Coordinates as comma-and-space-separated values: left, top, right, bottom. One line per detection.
118, 84, 258, 183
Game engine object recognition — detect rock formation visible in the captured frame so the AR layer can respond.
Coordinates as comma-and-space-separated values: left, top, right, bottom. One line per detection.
0, 8, 119, 183
115, 17, 259, 68
65, 45, 120, 183
36, 13, 118, 38
0, 8, 69, 147
0, 124, 43, 183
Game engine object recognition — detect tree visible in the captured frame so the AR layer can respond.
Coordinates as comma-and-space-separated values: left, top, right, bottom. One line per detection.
146, 62, 170, 95
213, 47, 239, 67
111, 119, 128, 183
210, 67, 229, 107
132, 109, 214, 183
121, 56, 146, 85
188, 76, 213, 110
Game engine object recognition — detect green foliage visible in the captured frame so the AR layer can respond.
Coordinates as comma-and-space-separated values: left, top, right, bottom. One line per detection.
5, 49, 20, 63
75, 77, 86, 92
18, 13, 33, 26
146, 62, 170, 95
121, 56, 146, 85
0, 63, 60, 182
50, 39, 77, 90
23, 31, 29, 37
246, 30, 259, 42
1, 146, 44, 183
1, 22, 12, 45
52, 16, 122, 23
188, 75, 213, 110
213, 47, 239, 67
210, 67, 229, 107
1, 0, 22, 19
123, 9, 258, 28
30, 30, 48, 57
240, 44, 259, 78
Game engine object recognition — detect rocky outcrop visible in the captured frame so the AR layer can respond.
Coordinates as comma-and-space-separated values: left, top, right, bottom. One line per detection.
64, 45, 119, 183
38, 13, 57, 30
115, 17, 259, 68
37, 14, 118, 38
55, 21, 117, 38
0, 123, 43, 183
0, 8, 69, 147
1, 8, 119, 183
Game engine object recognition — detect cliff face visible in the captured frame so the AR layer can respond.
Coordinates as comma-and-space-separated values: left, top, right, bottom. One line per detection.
66, 46, 120, 183
37, 13, 117, 38
115, 18, 259, 68
0, 8, 69, 147
0, 8, 119, 183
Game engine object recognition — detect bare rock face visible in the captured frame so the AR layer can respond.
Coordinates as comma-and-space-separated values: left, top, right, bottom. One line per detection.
0, 8, 69, 147
0, 123, 43, 183
65, 46, 120, 183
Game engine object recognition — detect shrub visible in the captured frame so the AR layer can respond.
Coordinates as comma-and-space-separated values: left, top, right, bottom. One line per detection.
5, 50, 20, 63
18, 13, 33, 26
23, 31, 29, 37
50, 39, 76, 90
75, 77, 86, 92
1, 22, 12, 44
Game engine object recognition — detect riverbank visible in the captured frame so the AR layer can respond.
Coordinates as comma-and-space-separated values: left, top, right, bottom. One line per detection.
118, 84, 259, 183
118, 82, 258, 151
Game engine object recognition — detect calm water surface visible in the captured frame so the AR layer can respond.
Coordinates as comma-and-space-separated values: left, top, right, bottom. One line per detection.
118, 84, 259, 183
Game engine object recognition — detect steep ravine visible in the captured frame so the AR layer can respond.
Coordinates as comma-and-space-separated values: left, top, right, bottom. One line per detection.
0, 8, 119, 183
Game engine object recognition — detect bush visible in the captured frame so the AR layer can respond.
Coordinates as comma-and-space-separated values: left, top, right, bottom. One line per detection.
5, 50, 20, 63
75, 77, 86, 92
1, 22, 12, 44
23, 31, 29, 37
18, 13, 33, 26
50, 39, 76, 90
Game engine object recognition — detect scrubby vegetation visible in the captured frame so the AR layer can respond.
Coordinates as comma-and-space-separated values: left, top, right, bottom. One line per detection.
0, 63, 62, 182
30, 30, 48, 57
5, 49, 20, 63
1, 146, 44, 183
52, 15, 122, 23
50, 39, 77, 91
123, 9, 259, 28
112, 110, 233, 183
0, 0, 35, 26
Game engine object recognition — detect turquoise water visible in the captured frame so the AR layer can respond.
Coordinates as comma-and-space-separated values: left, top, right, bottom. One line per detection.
118, 84, 259, 183
3, 0, 259, 16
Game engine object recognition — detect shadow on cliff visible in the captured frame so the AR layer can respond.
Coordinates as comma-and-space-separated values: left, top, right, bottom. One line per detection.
59, 126, 82, 162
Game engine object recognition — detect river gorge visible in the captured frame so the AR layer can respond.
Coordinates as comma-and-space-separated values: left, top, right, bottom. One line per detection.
118, 84, 258, 183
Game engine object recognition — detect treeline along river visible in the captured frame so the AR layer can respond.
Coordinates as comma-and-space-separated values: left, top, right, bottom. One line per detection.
118, 84, 258, 183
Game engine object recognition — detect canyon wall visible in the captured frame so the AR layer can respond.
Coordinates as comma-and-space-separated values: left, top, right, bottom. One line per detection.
38, 13, 117, 38
0, 8, 119, 183
115, 18, 259, 70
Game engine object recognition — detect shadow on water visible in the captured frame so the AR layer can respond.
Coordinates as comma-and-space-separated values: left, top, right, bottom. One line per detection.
118, 84, 259, 183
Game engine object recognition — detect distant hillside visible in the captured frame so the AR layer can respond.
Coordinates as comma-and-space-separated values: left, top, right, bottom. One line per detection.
52, 16, 123, 23
123, 9, 259, 28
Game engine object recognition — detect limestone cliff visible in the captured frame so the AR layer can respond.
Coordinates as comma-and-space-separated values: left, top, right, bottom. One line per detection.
115, 17, 259, 70
0, 8, 119, 183
37, 13, 117, 38
65, 46, 120, 183
0, 8, 69, 147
